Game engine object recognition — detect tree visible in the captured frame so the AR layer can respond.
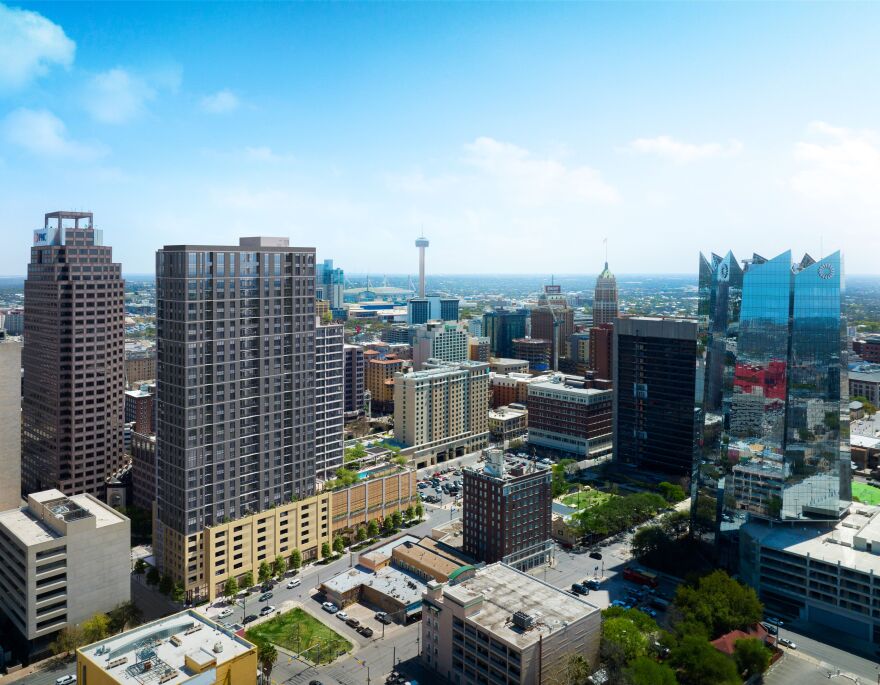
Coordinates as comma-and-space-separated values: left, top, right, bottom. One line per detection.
564, 653, 591, 684
670, 635, 740, 685
146, 566, 160, 586
551, 462, 573, 498
241, 570, 255, 590
159, 574, 174, 596
623, 657, 678, 685
258, 561, 272, 583
631, 526, 668, 559
133, 559, 147, 577
107, 601, 143, 633
223, 576, 239, 600
601, 616, 650, 666
733, 638, 771, 678
414, 503, 424, 520
172, 582, 186, 603
333, 535, 345, 554
273, 555, 287, 577
392, 455, 407, 466
356, 526, 367, 542
344, 442, 367, 464
383, 516, 395, 534
82, 613, 111, 644
289, 549, 302, 572
404, 506, 414, 520
673, 570, 763, 639
51, 626, 84, 655
391, 510, 403, 529
258, 640, 278, 682
657, 481, 687, 503
660, 510, 690, 539
367, 519, 380, 537
321, 541, 332, 559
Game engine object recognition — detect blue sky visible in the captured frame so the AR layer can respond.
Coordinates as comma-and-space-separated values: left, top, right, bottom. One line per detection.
1, 2, 879, 276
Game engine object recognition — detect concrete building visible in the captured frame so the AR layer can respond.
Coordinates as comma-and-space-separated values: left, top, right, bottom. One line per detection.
408, 296, 460, 325
593, 261, 619, 326
412, 321, 469, 370
0, 334, 22, 511
155, 237, 316, 601
491, 372, 549, 409
740, 503, 880, 642
570, 331, 591, 365
613, 317, 699, 476
23, 211, 125, 497
489, 358, 530, 375
343, 344, 366, 418
130, 431, 156, 511
512, 338, 552, 372
530, 306, 574, 364
315, 322, 344, 481
76, 610, 258, 685
850, 365, 880, 406
124, 348, 156, 386
488, 405, 528, 446
3, 309, 24, 336
483, 309, 528, 359
124, 385, 154, 435
466, 318, 483, 337
394, 360, 490, 464
421, 562, 601, 685
366, 355, 404, 413
589, 323, 613, 380
316, 258, 345, 309
462, 449, 553, 570
853, 336, 880, 364
527, 376, 613, 458
0, 490, 129, 660
468, 336, 490, 363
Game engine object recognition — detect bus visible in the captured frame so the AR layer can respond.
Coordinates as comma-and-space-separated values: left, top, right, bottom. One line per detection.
622, 567, 659, 588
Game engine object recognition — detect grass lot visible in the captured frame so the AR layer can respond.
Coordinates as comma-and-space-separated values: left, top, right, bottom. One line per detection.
853, 481, 880, 505
560, 487, 615, 509
245, 608, 352, 664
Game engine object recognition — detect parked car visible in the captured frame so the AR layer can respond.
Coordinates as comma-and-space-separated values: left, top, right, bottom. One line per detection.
287, 578, 301, 589
571, 583, 589, 596
335, 610, 349, 621
243, 614, 258, 624
261, 582, 273, 592
357, 625, 374, 637
260, 605, 275, 616
218, 607, 234, 619
55, 677, 76, 685
589, 551, 603, 560
346, 617, 361, 628
375, 611, 392, 624
259, 592, 273, 602
322, 602, 339, 613
585, 579, 601, 591
761, 622, 778, 635
779, 638, 797, 649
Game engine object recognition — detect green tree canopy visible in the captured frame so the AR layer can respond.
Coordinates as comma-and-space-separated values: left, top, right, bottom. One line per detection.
289, 549, 302, 571
391, 510, 403, 528
81, 613, 110, 644
564, 653, 591, 684
673, 570, 763, 639
321, 541, 332, 559
133, 559, 147, 576
601, 616, 650, 666
670, 635, 740, 685
344, 442, 368, 463
273, 555, 287, 577
733, 638, 771, 678
51, 626, 85, 655
367, 519, 380, 536
414, 503, 424, 519
172, 582, 186, 603
623, 657, 678, 685
258, 561, 272, 583
658, 482, 687, 503
107, 601, 143, 633
631, 526, 669, 559
356, 526, 367, 542
223, 576, 238, 599
333, 535, 345, 554
241, 570, 255, 589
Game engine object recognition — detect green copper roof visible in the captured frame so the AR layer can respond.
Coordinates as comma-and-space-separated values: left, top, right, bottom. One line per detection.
598, 262, 615, 279
448, 565, 476, 583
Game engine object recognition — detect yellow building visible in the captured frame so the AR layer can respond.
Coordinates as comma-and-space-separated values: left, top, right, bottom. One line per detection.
76, 610, 257, 685
366, 356, 404, 408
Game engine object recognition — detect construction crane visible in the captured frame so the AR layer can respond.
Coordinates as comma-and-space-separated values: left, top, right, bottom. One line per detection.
549, 305, 561, 371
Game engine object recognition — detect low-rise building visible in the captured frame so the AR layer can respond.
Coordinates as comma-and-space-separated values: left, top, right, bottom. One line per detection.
421, 562, 601, 685
491, 372, 550, 409
853, 336, 880, 364
0, 490, 129, 661
489, 358, 530, 375
853, 435, 880, 471
488, 405, 528, 446
76, 610, 257, 685
124, 385, 155, 435
850, 365, 880, 406
527, 376, 613, 458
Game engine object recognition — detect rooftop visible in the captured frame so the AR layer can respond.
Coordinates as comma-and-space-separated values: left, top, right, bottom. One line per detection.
78, 610, 254, 685
1, 490, 126, 545
438, 563, 599, 649
323, 564, 426, 608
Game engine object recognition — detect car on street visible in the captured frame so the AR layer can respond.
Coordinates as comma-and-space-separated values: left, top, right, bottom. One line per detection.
570, 583, 589, 595
585, 579, 601, 590
761, 622, 778, 635
336, 611, 349, 621
778, 638, 797, 649
218, 607, 234, 619
309, 681, 323, 685
243, 614, 258, 624
357, 625, 374, 637
589, 551, 603, 560
259, 592, 273, 602
286, 578, 301, 589
375, 611, 392, 624
345, 617, 361, 628
55, 677, 76, 685
260, 605, 275, 616
322, 602, 339, 613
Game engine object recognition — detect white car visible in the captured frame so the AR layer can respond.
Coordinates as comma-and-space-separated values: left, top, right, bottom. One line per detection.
218, 607, 234, 619
336, 611, 349, 621
260, 605, 275, 616
55, 677, 76, 685
286, 578, 301, 589
779, 638, 797, 649
322, 602, 339, 613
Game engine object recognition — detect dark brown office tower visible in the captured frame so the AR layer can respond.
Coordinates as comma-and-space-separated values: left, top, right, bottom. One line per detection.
462, 449, 553, 571
155, 238, 316, 598
589, 323, 614, 380
530, 306, 574, 362
21, 211, 125, 497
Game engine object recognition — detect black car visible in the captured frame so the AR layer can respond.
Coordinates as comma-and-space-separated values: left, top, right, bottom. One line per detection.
571, 583, 589, 596
259, 592, 273, 602
243, 614, 258, 624
589, 551, 602, 560
357, 625, 374, 637
345, 617, 361, 628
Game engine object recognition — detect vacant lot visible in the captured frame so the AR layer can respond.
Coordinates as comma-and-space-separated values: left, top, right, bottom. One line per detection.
561, 487, 615, 509
246, 608, 352, 664
853, 481, 880, 505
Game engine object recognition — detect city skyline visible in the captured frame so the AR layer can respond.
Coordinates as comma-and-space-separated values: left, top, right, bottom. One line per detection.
3, 2, 880, 276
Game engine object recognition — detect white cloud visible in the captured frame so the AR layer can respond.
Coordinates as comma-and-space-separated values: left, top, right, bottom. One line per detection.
463, 137, 619, 205
2, 108, 105, 159
83, 68, 155, 124
625, 135, 743, 163
243, 146, 293, 163
0, 3, 75, 89
791, 121, 880, 209
201, 89, 240, 114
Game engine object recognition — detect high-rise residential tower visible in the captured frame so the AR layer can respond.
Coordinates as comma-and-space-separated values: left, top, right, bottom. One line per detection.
154, 238, 316, 598
593, 262, 619, 326
315, 321, 344, 481
694, 250, 849, 535
22, 212, 125, 497
343, 344, 366, 417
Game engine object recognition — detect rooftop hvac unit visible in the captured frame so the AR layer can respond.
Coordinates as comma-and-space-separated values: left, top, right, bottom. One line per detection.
512, 611, 534, 630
